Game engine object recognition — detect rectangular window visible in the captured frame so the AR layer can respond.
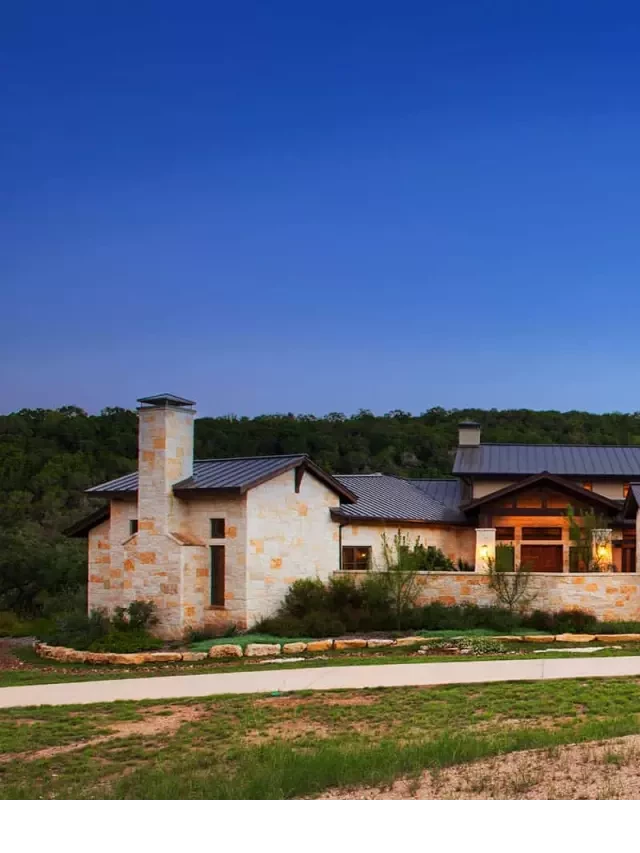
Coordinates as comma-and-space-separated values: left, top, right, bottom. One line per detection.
569, 546, 590, 573
522, 527, 562, 541
495, 544, 515, 570
342, 546, 371, 571
210, 546, 225, 606
495, 527, 515, 541
210, 518, 225, 539
129, 519, 138, 535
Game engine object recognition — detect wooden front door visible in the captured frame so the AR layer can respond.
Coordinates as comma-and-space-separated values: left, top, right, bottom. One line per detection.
520, 544, 563, 573
622, 545, 636, 573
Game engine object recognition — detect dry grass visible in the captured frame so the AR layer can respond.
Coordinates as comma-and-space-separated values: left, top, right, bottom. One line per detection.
318, 734, 640, 799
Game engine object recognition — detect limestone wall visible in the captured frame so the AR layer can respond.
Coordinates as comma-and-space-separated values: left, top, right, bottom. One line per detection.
341, 524, 475, 569
181, 494, 249, 630
245, 469, 340, 624
336, 571, 640, 621
87, 519, 113, 612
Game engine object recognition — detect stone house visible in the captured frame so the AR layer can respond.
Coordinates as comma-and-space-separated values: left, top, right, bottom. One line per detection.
69, 396, 640, 636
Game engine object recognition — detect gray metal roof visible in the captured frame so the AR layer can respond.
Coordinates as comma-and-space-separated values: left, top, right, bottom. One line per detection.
410, 478, 463, 509
87, 454, 356, 501
333, 474, 466, 523
88, 455, 307, 494
453, 444, 640, 477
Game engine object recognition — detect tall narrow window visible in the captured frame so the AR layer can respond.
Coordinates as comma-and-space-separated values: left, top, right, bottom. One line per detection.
210, 518, 225, 538
210, 545, 225, 606
129, 519, 138, 535
342, 546, 371, 571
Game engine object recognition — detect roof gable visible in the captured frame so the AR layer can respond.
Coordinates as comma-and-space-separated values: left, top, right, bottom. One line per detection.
87, 455, 356, 502
461, 472, 621, 513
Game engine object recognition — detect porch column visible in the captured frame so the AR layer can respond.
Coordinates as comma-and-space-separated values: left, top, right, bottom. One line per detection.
475, 528, 496, 573
592, 528, 613, 572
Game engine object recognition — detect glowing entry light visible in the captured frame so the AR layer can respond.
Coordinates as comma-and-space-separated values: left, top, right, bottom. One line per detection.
480, 544, 490, 560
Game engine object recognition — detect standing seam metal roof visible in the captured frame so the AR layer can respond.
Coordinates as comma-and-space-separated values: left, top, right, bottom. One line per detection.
453, 444, 640, 477
87, 454, 308, 493
332, 474, 466, 523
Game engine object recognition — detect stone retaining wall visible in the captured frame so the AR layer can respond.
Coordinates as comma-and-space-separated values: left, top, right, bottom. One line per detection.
335, 571, 640, 621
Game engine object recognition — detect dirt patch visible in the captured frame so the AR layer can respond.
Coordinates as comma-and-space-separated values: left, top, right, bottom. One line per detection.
1, 704, 206, 764
244, 718, 331, 744
316, 735, 640, 800
256, 692, 378, 709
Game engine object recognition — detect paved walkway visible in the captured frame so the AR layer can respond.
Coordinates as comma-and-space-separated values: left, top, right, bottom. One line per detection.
3, 655, 640, 708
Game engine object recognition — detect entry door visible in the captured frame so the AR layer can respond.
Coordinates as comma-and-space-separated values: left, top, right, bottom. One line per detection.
520, 545, 563, 573
622, 546, 636, 573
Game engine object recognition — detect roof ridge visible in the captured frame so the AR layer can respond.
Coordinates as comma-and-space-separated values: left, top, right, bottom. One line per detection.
194, 453, 307, 462
476, 442, 640, 449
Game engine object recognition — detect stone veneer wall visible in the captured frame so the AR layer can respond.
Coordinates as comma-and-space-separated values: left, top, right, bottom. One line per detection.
336, 571, 640, 621
245, 469, 341, 624
341, 524, 475, 569
180, 494, 248, 630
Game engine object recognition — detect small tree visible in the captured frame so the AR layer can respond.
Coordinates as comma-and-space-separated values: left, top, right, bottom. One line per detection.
379, 531, 422, 629
487, 554, 537, 613
567, 506, 614, 572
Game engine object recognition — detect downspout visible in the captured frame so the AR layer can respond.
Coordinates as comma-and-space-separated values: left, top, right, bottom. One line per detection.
338, 522, 347, 571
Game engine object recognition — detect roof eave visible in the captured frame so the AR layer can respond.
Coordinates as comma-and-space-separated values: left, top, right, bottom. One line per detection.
461, 472, 622, 513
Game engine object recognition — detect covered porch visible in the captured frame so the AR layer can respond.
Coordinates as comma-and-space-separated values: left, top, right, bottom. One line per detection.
463, 473, 636, 574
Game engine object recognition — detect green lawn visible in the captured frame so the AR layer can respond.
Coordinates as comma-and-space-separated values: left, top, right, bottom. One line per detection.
2, 677, 640, 799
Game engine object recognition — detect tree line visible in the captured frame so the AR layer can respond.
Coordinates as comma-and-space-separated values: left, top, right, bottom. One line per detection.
2, 403, 640, 613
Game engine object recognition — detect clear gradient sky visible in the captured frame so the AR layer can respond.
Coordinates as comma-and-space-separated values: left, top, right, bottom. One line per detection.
3, 1, 640, 417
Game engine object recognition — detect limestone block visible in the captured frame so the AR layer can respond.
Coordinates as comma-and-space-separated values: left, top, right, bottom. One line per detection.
555, 634, 595, 643
367, 639, 395, 648
334, 639, 367, 650
208, 644, 243, 658
394, 636, 425, 647
307, 640, 333, 652
110, 653, 147, 665
245, 643, 281, 657
595, 634, 640, 643
142, 652, 183, 662
84, 652, 113, 665
180, 652, 208, 661
282, 642, 307, 654
522, 635, 556, 643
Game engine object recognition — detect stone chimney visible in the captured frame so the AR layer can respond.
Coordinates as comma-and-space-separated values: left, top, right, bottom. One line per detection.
458, 420, 481, 447
137, 393, 196, 536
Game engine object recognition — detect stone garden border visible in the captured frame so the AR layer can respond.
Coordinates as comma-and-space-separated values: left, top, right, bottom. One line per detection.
33, 632, 640, 666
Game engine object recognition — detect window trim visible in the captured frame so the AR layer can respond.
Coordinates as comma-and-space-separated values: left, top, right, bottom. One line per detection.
521, 526, 562, 541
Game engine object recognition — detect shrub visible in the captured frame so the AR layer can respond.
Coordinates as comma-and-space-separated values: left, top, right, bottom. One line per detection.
280, 579, 328, 618
522, 608, 598, 634
89, 630, 163, 653
594, 620, 640, 634
41, 600, 160, 651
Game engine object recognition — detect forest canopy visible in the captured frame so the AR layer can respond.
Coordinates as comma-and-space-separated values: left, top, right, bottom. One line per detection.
2, 403, 640, 613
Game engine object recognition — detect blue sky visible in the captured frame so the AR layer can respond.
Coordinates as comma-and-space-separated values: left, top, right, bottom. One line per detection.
3, 1, 640, 416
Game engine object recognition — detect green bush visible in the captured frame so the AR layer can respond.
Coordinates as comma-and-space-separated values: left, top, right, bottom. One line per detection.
89, 630, 163, 653
280, 579, 328, 618
41, 600, 160, 651
522, 608, 598, 634
594, 621, 640, 634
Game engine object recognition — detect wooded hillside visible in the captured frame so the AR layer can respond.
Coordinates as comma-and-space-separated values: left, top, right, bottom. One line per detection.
2, 404, 640, 612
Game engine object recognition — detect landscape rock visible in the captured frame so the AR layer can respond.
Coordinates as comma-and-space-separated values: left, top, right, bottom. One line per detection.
245, 643, 281, 657
181, 651, 208, 662
142, 652, 183, 662
334, 639, 367, 650
208, 644, 243, 658
110, 653, 146, 665
522, 635, 556, 643
555, 634, 595, 644
306, 640, 333, 652
282, 642, 307, 654
84, 652, 112, 665
394, 637, 425, 647
367, 639, 395, 648
595, 634, 640, 643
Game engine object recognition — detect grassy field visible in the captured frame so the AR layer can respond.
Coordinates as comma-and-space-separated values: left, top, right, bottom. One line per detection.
2, 677, 640, 799
3, 641, 640, 688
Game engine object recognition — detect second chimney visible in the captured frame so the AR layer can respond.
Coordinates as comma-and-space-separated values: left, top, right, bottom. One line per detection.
458, 420, 481, 447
